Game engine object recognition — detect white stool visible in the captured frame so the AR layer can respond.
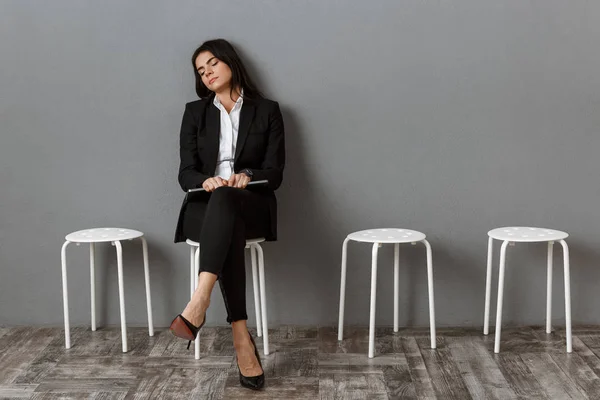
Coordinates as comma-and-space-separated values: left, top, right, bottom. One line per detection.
483, 227, 572, 353
186, 238, 269, 359
337, 228, 436, 358
60, 228, 154, 353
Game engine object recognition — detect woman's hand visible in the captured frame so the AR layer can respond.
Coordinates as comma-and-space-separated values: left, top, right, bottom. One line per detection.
202, 176, 228, 192
228, 173, 251, 189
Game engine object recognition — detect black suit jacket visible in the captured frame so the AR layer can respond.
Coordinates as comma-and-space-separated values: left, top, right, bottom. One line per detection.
174, 94, 285, 243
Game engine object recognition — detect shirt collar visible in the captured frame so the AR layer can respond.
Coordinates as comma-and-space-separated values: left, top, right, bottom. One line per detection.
213, 90, 244, 111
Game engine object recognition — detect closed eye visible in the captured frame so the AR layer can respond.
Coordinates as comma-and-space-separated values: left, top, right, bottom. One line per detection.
199, 60, 219, 77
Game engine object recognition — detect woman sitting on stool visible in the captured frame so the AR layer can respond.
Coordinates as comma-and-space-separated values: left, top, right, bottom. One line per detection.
170, 38, 285, 391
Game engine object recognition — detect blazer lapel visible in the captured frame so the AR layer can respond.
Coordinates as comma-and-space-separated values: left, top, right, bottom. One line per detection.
205, 102, 220, 175
235, 100, 256, 161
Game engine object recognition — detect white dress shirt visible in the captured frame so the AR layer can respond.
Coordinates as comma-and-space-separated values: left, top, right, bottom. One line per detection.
213, 93, 244, 180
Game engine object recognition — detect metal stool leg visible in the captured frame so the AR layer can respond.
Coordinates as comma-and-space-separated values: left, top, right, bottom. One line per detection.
338, 238, 350, 341
559, 240, 572, 353
546, 241, 554, 334
255, 243, 269, 355
90, 243, 96, 332
494, 241, 510, 353
113, 241, 127, 353
423, 240, 436, 349
250, 244, 263, 337
483, 236, 493, 335
141, 237, 154, 337
189, 245, 195, 299
368, 243, 380, 359
195, 247, 201, 360
61, 241, 71, 349
393, 243, 399, 333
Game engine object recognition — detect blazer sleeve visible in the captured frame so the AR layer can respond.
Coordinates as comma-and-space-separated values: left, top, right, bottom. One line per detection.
249, 101, 286, 190
178, 103, 211, 191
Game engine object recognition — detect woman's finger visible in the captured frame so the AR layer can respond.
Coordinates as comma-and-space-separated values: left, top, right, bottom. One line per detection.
231, 175, 239, 188
237, 175, 246, 188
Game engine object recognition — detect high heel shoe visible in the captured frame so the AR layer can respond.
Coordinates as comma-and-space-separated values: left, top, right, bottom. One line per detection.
238, 331, 265, 390
169, 314, 206, 349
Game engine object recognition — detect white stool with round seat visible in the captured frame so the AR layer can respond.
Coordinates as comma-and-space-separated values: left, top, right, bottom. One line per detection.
483, 226, 572, 353
60, 228, 154, 353
186, 238, 269, 359
337, 228, 436, 358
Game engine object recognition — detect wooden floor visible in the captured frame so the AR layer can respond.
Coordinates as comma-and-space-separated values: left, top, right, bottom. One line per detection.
1, 325, 600, 399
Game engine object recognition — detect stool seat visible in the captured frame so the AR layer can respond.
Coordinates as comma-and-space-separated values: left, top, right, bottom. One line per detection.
186, 237, 266, 247
488, 227, 568, 242
348, 228, 426, 244
66, 228, 143, 243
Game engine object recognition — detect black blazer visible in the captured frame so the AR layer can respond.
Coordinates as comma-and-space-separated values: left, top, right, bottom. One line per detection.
174, 94, 285, 243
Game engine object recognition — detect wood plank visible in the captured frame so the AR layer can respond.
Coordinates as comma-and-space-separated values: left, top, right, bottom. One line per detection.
319, 352, 405, 367
318, 372, 388, 400
271, 325, 318, 351
0, 384, 38, 398
415, 337, 471, 400
90, 393, 128, 400
188, 368, 229, 400
11, 333, 65, 384
319, 326, 369, 354
138, 367, 226, 400
574, 336, 600, 378
448, 336, 517, 399
521, 353, 584, 399
224, 376, 319, 399
381, 363, 417, 399
495, 353, 548, 399
34, 378, 133, 393
0, 328, 56, 384
401, 337, 437, 399
550, 345, 600, 399
143, 355, 233, 369
0, 328, 10, 341
30, 392, 91, 400
123, 368, 173, 400
273, 348, 318, 377
489, 328, 546, 354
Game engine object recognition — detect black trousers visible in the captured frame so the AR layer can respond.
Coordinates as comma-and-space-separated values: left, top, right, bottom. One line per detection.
182, 187, 271, 323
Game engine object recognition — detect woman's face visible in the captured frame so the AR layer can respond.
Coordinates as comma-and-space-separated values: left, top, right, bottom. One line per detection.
195, 51, 232, 93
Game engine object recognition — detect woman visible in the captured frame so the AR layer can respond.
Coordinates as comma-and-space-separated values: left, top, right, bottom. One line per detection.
170, 39, 285, 390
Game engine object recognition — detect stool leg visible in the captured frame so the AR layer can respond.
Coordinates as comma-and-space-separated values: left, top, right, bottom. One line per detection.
368, 243, 380, 359
546, 241, 554, 334
113, 241, 127, 353
89, 243, 96, 332
559, 240, 572, 353
338, 238, 350, 341
189, 245, 195, 300
494, 241, 510, 353
195, 247, 201, 360
484, 236, 494, 335
423, 240, 436, 349
61, 241, 71, 349
256, 243, 270, 355
141, 237, 154, 337
394, 243, 399, 333
251, 244, 263, 337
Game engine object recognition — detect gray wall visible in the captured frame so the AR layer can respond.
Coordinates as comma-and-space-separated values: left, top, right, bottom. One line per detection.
1, 0, 599, 330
